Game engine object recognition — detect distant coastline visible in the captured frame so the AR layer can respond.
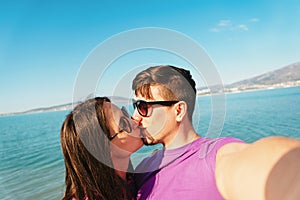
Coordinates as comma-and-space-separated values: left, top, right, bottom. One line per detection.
0, 96, 130, 117
1, 61, 299, 117
197, 81, 300, 96
1, 84, 299, 117
0, 103, 73, 117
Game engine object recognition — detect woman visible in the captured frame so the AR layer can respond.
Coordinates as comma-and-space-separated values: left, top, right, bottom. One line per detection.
60, 97, 143, 200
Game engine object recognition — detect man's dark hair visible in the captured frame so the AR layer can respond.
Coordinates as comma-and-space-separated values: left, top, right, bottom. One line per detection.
132, 65, 196, 121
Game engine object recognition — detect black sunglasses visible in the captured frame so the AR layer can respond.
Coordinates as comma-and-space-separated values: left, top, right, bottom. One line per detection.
108, 106, 132, 141
132, 99, 179, 117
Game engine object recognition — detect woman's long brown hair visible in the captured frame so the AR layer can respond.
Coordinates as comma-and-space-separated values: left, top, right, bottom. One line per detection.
60, 97, 133, 200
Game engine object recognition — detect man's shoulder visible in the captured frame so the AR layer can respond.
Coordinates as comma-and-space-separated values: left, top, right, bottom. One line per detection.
196, 137, 245, 158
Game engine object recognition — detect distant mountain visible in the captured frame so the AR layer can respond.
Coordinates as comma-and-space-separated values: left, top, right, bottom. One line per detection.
2, 63, 300, 116
228, 62, 300, 88
0, 96, 131, 117
197, 62, 300, 94
0, 103, 73, 117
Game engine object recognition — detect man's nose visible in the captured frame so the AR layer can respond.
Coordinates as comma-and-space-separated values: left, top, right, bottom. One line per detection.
131, 108, 142, 125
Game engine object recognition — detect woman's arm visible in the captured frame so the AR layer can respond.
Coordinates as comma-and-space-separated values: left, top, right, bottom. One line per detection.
215, 136, 300, 200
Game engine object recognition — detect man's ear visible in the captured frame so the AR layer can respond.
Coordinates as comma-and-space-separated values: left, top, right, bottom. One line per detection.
174, 101, 187, 122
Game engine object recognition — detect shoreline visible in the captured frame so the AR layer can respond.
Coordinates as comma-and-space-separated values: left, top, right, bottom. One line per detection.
197, 83, 300, 96
1, 85, 299, 117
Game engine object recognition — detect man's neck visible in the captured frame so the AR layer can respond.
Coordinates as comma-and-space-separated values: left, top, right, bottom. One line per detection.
163, 121, 200, 150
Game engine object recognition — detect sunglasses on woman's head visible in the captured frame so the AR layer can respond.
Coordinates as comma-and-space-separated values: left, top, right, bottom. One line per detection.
132, 99, 179, 117
108, 106, 132, 141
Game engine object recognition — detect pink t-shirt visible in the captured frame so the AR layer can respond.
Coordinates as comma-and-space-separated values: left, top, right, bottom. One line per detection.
134, 137, 244, 200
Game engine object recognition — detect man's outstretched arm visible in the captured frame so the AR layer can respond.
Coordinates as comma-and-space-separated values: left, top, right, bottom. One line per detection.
216, 136, 300, 200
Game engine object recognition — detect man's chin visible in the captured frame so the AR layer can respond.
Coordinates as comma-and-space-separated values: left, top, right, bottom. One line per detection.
140, 129, 157, 145
142, 137, 157, 146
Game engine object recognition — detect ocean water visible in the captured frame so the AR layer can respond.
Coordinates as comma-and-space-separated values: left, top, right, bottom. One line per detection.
0, 87, 299, 199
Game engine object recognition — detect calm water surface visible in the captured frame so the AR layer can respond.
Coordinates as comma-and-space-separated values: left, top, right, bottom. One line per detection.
0, 87, 299, 199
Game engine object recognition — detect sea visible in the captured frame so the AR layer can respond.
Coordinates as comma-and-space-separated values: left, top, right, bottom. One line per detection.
1, 86, 299, 200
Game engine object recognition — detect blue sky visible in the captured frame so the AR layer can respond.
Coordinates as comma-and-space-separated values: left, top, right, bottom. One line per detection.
1, 0, 300, 114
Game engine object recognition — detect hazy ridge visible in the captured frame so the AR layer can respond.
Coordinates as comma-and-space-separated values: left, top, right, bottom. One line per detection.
2, 62, 300, 116
0, 96, 129, 116
197, 62, 300, 95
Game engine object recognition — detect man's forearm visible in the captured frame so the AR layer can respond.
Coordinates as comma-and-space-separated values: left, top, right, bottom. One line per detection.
216, 136, 300, 200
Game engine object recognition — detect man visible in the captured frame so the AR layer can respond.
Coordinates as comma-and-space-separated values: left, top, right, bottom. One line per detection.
131, 65, 300, 200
